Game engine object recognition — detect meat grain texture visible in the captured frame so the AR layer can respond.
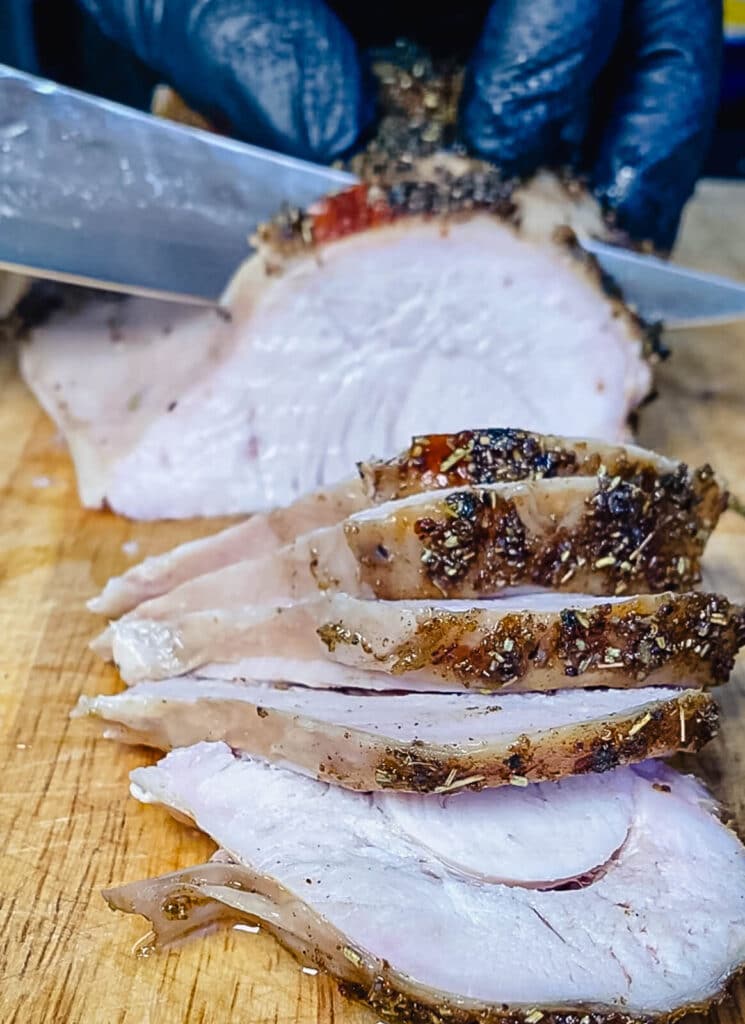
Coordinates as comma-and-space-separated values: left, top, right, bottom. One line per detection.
20, 174, 655, 518
106, 745, 745, 1023
81, 426, 745, 1022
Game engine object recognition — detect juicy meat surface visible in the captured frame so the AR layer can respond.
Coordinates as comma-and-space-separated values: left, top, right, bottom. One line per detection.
108, 745, 745, 1019
74, 680, 717, 790
94, 591, 744, 692
89, 430, 693, 618
20, 183, 652, 519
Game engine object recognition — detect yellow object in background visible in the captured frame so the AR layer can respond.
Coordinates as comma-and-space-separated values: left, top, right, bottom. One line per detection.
725, 0, 745, 38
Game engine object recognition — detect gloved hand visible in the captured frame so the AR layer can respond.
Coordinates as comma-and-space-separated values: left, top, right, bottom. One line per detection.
75, 0, 376, 164
77, 0, 722, 248
460, 0, 723, 249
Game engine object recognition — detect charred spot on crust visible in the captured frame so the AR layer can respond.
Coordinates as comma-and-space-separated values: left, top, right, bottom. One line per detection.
573, 694, 719, 776
365, 429, 588, 500
585, 741, 622, 774
554, 593, 743, 685
415, 490, 529, 594
568, 463, 727, 595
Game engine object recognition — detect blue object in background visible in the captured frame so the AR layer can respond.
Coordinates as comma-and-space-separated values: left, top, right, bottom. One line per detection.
709, 2, 745, 175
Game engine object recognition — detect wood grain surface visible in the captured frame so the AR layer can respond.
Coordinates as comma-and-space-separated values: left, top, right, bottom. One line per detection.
1, 181, 745, 1024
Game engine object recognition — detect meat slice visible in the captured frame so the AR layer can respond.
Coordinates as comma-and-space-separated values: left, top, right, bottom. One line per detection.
314, 591, 744, 693
105, 745, 745, 1020
94, 591, 744, 692
360, 429, 683, 502
87, 477, 367, 617
20, 172, 654, 520
102, 471, 723, 630
74, 681, 717, 790
345, 472, 723, 600
89, 431, 691, 618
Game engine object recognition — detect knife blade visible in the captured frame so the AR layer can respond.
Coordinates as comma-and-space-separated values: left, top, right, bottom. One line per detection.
581, 239, 745, 328
2, 64, 744, 327
0, 64, 354, 306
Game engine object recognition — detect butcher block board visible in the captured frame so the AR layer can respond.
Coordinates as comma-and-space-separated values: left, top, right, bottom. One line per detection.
2, 180, 745, 1024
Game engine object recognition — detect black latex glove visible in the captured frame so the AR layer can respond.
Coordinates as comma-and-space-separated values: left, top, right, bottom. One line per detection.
461, 0, 723, 249
76, 0, 722, 249
75, 0, 376, 164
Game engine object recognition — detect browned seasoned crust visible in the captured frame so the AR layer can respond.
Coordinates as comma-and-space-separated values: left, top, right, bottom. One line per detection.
363, 690, 718, 792
341, 973, 741, 1024
104, 856, 743, 1024
360, 429, 685, 502
84, 685, 718, 793
318, 592, 745, 691
350, 468, 727, 599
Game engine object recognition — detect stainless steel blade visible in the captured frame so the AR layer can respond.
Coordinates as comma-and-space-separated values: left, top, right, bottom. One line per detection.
581, 239, 745, 328
0, 65, 354, 305
2, 65, 744, 323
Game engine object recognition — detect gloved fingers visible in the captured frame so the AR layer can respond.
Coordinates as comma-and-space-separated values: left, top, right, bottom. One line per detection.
590, 0, 723, 250
77, 0, 376, 163
460, 0, 624, 175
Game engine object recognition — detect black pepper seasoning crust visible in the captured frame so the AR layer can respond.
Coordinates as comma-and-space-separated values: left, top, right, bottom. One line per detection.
319, 593, 743, 691
360, 690, 717, 793
361, 429, 686, 501
340, 969, 743, 1024
360, 464, 724, 600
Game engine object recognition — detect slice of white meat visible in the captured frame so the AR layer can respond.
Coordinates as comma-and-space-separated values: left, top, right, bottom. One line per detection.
89, 430, 685, 617
74, 680, 717, 790
98, 472, 723, 642
20, 174, 654, 520
88, 477, 367, 617
106, 745, 745, 1020
94, 591, 744, 692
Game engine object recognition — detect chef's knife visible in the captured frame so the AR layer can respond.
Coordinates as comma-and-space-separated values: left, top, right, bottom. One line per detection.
2, 63, 745, 327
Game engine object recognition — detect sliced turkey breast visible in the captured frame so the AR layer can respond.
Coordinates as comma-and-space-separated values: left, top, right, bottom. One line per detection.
20, 172, 654, 520
89, 430, 695, 618
360, 428, 683, 502
74, 680, 717, 790
94, 591, 744, 692
99, 471, 723, 636
87, 477, 367, 617
105, 745, 745, 1021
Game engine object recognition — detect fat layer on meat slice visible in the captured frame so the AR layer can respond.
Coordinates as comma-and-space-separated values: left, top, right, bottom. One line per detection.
20, 172, 654, 521
74, 680, 717, 790
106, 744, 745, 1021
95, 591, 744, 692
102, 472, 724, 633
89, 430, 692, 618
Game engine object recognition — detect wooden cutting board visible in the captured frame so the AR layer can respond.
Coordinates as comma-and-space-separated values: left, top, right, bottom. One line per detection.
1, 180, 745, 1024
